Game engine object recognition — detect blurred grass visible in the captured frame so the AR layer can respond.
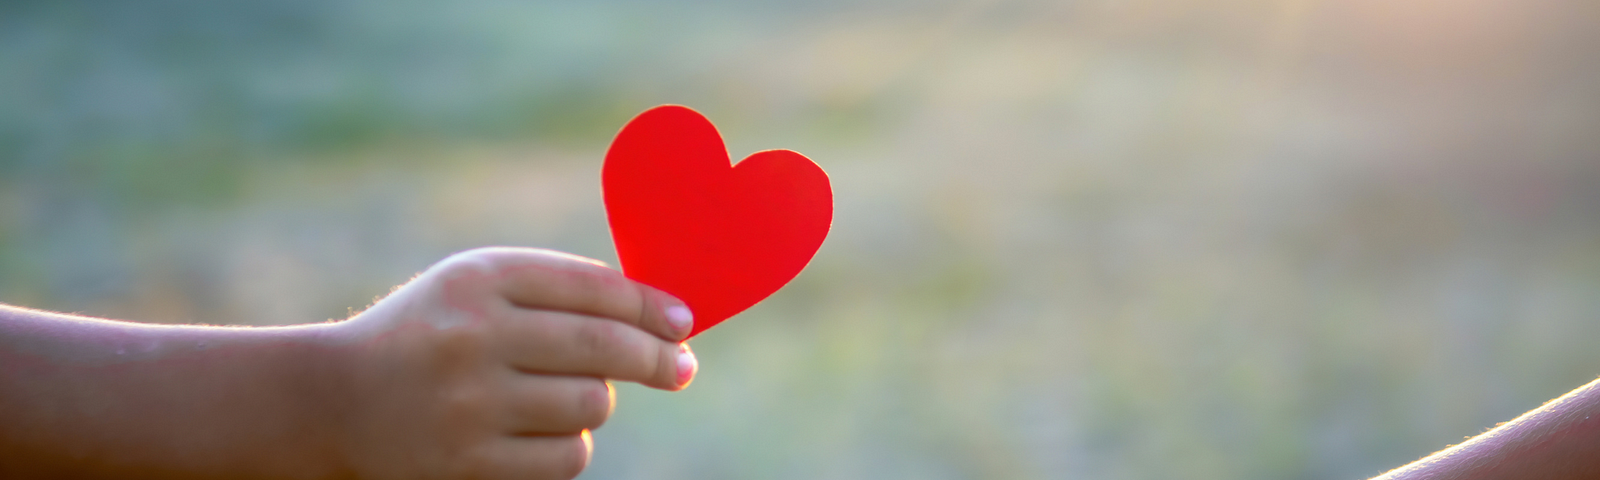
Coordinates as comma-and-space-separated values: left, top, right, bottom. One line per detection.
4, 0, 1600, 479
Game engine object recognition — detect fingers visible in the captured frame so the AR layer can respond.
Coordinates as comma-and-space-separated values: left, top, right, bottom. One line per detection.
471, 432, 593, 480
445, 247, 694, 342
500, 373, 614, 435
491, 308, 696, 391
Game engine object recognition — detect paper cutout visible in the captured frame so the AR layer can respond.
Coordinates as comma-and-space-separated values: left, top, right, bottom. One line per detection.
603, 105, 832, 338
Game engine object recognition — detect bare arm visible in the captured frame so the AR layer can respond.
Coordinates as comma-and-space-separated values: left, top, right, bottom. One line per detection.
0, 247, 698, 480
1374, 377, 1600, 480
0, 306, 354, 479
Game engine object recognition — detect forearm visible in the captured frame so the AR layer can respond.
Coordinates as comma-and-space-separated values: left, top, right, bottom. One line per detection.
0, 248, 696, 480
1375, 377, 1600, 480
0, 305, 353, 479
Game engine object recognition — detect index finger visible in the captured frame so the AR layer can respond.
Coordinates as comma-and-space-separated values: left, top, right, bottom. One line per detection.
460, 247, 692, 342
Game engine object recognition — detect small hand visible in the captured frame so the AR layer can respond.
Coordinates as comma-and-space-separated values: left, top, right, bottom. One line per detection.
328, 247, 697, 480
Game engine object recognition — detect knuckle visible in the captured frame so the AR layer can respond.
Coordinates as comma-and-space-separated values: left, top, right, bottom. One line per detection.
435, 248, 501, 275
556, 435, 591, 479
408, 329, 492, 385
573, 320, 627, 360
424, 250, 501, 306
575, 380, 615, 428
651, 342, 675, 386
563, 267, 622, 311
628, 282, 656, 329
432, 324, 491, 363
441, 247, 553, 280
440, 382, 492, 421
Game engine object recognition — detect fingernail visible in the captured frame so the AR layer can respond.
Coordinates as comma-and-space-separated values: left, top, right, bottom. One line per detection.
675, 344, 698, 386
665, 305, 693, 333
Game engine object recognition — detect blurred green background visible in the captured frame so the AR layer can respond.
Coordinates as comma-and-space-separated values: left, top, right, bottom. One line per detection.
4, 0, 1600, 478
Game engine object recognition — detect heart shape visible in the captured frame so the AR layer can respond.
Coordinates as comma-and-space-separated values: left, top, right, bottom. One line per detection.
603, 105, 832, 338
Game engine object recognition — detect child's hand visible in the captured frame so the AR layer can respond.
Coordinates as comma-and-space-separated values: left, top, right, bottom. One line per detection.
0, 247, 695, 480
328, 247, 698, 479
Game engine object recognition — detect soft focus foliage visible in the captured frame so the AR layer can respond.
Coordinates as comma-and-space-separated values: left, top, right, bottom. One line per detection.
4, 0, 1600, 478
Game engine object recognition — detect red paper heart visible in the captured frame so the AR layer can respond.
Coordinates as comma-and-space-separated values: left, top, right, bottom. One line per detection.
603, 105, 832, 338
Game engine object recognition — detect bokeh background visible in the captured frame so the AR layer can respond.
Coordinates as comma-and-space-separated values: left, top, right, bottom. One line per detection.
4, 0, 1600, 478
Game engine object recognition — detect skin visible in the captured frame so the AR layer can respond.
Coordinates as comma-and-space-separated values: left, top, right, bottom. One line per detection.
1372, 376, 1600, 480
3, 246, 1597, 479
0, 247, 697, 480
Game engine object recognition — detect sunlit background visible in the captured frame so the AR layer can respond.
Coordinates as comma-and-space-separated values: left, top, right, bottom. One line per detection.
4, 0, 1600, 478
